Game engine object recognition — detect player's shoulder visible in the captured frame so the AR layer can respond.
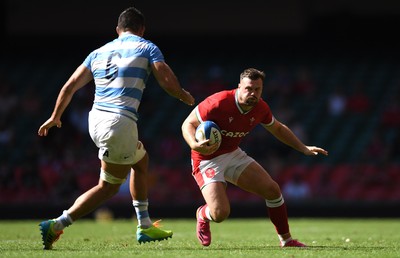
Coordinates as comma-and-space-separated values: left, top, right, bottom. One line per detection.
200, 90, 233, 108
253, 98, 273, 121
89, 39, 116, 55
258, 97, 270, 109
256, 96, 267, 104
208, 89, 235, 101
129, 35, 160, 49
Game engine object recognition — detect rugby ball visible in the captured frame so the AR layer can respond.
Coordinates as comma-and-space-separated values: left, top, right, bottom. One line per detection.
195, 121, 222, 146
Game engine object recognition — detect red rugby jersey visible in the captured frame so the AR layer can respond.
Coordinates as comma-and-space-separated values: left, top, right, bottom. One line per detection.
192, 89, 274, 160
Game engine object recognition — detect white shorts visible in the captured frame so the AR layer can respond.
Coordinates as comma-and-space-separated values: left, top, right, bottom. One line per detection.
132, 140, 146, 165
192, 148, 255, 189
89, 108, 138, 165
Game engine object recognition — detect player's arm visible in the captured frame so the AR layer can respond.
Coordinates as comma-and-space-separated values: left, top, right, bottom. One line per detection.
264, 119, 328, 156
38, 65, 93, 136
181, 109, 219, 155
151, 61, 195, 106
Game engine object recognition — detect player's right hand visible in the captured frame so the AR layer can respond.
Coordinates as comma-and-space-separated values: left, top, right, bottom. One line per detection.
192, 139, 220, 155
38, 118, 62, 136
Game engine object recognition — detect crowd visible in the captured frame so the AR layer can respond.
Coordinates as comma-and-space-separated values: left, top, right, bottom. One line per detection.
0, 54, 399, 206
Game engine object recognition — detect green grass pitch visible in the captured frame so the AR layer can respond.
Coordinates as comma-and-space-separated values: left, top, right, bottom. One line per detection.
0, 218, 399, 258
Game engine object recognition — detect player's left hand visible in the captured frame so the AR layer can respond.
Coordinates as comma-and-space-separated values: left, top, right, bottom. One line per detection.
180, 89, 195, 106
38, 118, 62, 136
304, 146, 328, 156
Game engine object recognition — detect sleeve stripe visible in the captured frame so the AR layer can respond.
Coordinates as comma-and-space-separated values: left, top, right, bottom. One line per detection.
262, 116, 275, 127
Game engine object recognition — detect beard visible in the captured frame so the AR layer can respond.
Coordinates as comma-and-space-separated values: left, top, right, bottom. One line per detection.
244, 96, 258, 106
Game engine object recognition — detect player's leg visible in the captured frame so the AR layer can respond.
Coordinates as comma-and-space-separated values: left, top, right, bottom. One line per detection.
130, 142, 172, 243
39, 110, 135, 249
196, 181, 230, 246
200, 182, 230, 223
236, 161, 306, 247
70, 108, 137, 220
130, 141, 151, 227
67, 161, 130, 219
193, 154, 231, 247
39, 161, 130, 249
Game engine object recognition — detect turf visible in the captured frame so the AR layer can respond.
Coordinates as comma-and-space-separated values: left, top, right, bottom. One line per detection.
0, 218, 399, 257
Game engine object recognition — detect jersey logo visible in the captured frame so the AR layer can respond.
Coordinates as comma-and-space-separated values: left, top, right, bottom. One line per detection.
205, 168, 216, 178
250, 117, 255, 125
101, 148, 109, 157
221, 130, 250, 138
229, 117, 234, 123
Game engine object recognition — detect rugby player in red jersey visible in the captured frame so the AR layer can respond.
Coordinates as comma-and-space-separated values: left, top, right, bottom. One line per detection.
182, 68, 328, 247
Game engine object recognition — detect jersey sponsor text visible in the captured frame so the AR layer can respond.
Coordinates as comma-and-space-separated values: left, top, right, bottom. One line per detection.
221, 130, 249, 138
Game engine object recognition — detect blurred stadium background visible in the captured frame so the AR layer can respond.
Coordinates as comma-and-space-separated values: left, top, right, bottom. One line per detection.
1, 0, 399, 219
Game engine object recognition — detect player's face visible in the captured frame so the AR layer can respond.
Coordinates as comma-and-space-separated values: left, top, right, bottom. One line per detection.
237, 77, 263, 108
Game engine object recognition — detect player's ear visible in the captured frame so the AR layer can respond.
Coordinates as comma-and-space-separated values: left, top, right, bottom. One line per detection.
116, 26, 120, 35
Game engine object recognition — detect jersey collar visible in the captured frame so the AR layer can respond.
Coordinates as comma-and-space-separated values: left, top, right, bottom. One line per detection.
235, 89, 252, 114
118, 32, 141, 39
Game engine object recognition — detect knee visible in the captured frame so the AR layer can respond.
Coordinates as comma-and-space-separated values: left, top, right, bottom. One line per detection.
265, 180, 282, 199
271, 181, 282, 195
99, 181, 121, 197
211, 206, 230, 223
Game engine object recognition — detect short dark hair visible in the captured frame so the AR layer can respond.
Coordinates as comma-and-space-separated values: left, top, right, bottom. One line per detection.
118, 7, 145, 33
240, 68, 265, 82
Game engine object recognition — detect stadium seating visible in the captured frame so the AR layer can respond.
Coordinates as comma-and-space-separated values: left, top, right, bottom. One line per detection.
1, 47, 399, 206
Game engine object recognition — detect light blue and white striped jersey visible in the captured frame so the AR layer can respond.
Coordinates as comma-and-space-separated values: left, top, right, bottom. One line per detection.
83, 33, 164, 121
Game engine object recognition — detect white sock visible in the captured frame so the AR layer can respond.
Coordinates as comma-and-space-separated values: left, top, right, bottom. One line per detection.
278, 235, 292, 246
204, 206, 213, 221
132, 200, 152, 228
198, 205, 213, 221
53, 210, 73, 231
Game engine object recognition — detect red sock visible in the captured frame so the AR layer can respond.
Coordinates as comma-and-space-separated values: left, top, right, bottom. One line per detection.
267, 202, 289, 234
